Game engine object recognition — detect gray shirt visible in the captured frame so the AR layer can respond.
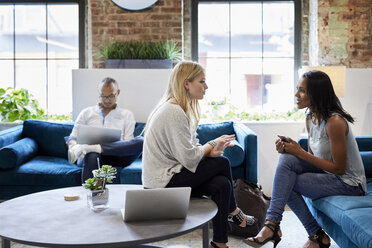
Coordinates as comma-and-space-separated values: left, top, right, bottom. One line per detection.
309, 114, 367, 192
142, 102, 204, 188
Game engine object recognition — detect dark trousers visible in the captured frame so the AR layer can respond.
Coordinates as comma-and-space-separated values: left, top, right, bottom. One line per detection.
166, 156, 237, 243
79, 136, 144, 183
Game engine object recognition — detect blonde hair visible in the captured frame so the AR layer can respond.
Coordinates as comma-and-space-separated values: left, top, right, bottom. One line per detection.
144, 61, 205, 134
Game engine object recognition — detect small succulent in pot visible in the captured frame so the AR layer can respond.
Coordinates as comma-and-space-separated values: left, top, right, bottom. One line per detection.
82, 165, 117, 190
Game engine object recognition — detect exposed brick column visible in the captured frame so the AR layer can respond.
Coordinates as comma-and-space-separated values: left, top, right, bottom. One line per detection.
318, 0, 372, 67
183, 0, 192, 60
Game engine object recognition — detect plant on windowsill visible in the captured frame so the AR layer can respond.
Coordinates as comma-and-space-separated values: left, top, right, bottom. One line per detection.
83, 165, 117, 211
99, 39, 182, 69
200, 98, 306, 122
0, 87, 45, 131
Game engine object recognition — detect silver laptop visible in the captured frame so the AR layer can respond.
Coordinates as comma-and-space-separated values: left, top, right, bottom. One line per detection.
76, 124, 121, 145
121, 187, 191, 222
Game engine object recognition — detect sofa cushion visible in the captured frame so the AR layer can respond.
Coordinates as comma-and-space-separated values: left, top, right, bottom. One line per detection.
311, 194, 372, 225
120, 159, 142, 184
0, 156, 81, 186
341, 208, 372, 248
223, 140, 244, 167
0, 138, 38, 169
22, 119, 73, 158
360, 151, 372, 177
196, 121, 235, 145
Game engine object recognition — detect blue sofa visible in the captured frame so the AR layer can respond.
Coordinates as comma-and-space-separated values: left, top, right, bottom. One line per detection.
298, 137, 372, 248
0, 119, 257, 200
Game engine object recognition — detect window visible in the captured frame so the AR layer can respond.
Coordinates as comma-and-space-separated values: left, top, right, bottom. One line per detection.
0, 1, 85, 116
192, 0, 301, 113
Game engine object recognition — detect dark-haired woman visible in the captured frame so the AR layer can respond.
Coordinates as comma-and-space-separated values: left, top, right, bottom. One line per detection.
244, 70, 366, 248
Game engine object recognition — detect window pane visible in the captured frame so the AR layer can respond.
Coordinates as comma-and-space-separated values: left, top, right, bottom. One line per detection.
15, 5, 46, 59
231, 3, 262, 57
200, 58, 230, 101
15, 60, 47, 110
231, 58, 263, 110
48, 59, 78, 115
47, 4, 79, 59
0, 60, 14, 89
263, 2, 294, 57
198, 3, 229, 58
0, 5, 14, 59
263, 58, 294, 112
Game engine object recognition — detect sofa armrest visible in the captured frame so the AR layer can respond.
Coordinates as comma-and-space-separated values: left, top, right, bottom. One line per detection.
233, 123, 258, 183
0, 125, 23, 149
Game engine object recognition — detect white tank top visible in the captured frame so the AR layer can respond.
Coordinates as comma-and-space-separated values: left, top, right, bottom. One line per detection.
308, 114, 367, 192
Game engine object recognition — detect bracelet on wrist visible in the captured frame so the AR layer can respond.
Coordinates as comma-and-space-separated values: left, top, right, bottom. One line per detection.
208, 140, 217, 148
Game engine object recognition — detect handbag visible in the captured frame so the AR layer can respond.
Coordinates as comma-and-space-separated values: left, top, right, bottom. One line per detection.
229, 179, 271, 238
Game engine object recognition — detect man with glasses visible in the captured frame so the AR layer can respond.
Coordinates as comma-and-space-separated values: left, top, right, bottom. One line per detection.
66, 77, 144, 183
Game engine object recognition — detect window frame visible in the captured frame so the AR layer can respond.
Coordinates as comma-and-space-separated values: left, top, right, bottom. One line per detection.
0, 0, 85, 114
191, 0, 302, 96
0, 0, 85, 68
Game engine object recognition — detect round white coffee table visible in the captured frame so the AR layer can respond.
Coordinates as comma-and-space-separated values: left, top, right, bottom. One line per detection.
0, 185, 217, 248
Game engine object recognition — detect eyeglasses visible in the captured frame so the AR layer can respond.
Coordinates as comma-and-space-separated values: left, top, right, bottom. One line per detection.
99, 93, 117, 100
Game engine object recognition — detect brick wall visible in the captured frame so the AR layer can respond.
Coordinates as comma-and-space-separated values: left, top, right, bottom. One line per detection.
318, 0, 372, 67
87, 0, 182, 68
86, 0, 372, 68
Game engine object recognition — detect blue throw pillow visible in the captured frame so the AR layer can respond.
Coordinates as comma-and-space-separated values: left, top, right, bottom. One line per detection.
0, 137, 38, 169
223, 140, 245, 167
197, 122, 235, 145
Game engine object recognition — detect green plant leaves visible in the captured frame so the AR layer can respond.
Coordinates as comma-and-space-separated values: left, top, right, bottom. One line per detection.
99, 40, 182, 61
0, 87, 45, 122
0, 87, 73, 122
201, 99, 306, 122
83, 165, 117, 190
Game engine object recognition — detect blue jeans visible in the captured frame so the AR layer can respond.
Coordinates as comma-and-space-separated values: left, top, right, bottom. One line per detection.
267, 153, 364, 235
166, 156, 237, 243
78, 136, 144, 183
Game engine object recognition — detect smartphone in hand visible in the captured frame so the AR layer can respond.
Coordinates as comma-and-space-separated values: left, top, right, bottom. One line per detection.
277, 135, 289, 143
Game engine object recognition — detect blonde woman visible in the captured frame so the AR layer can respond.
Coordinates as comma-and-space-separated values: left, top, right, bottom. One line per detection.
142, 61, 255, 248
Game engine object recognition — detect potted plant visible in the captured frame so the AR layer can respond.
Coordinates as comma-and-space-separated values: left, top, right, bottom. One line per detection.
83, 165, 117, 211
99, 39, 182, 69
0, 87, 45, 131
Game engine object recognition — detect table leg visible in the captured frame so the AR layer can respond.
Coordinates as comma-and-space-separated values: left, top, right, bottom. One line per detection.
202, 221, 209, 248
1, 238, 10, 248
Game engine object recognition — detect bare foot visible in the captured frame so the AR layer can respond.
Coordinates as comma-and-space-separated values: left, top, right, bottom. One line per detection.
246, 221, 282, 243
302, 234, 330, 248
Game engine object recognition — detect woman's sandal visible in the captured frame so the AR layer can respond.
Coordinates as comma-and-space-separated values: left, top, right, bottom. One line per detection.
243, 222, 281, 248
228, 209, 256, 227
210, 241, 228, 248
308, 228, 331, 248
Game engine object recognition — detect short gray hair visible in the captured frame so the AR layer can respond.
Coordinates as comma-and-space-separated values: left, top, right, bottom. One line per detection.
98, 77, 119, 93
